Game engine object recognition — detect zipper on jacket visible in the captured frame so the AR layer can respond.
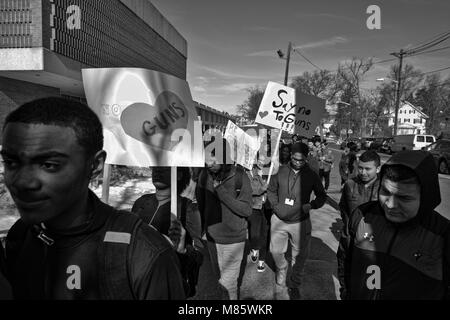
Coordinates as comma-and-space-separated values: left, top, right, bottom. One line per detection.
34, 225, 54, 298
386, 226, 399, 255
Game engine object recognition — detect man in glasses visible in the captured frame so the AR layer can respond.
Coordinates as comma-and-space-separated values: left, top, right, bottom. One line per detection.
267, 142, 326, 299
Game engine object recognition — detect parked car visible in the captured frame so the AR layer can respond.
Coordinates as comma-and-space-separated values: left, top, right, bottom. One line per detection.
391, 134, 436, 153
424, 138, 450, 174
368, 137, 384, 152
380, 138, 394, 154
340, 138, 361, 151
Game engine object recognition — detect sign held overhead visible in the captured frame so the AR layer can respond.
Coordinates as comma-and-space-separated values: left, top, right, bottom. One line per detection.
82, 68, 204, 167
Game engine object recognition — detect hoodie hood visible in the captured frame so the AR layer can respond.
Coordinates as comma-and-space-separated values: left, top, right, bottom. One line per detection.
379, 150, 441, 220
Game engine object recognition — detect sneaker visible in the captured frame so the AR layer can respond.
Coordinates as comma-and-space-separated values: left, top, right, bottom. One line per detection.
288, 287, 301, 300
250, 249, 259, 263
275, 267, 288, 286
257, 261, 266, 273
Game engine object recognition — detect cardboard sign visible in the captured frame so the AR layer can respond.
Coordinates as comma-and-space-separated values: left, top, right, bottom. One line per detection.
255, 81, 296, 132
82, 68, 204, 167
293, 91, 326, 137
224, 121, 260, 170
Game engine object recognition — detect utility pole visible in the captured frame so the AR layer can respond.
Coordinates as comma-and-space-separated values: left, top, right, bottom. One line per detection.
283, 42, 292, 86
391, 49, 404, 136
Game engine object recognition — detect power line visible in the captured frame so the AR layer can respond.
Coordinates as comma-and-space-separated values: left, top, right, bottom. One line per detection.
408, 45, 450, 57
406, 30, 450, 50
327, 57, 396, 74
405, 32, 450, 54
291, 45, 322, 71
404, 34, 450, 56
423, 66, 450, 75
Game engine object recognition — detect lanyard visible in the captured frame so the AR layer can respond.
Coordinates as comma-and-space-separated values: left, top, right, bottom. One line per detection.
287, 169, 300, 199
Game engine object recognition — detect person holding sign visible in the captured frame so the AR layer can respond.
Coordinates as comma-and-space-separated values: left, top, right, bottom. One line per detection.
132, 166, 204, 298
2, 98, 185, 300
267, 142, 326, 300
196, 138, 253, 300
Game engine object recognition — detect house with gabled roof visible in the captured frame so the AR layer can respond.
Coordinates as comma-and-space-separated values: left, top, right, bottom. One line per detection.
388, 101, 428, 135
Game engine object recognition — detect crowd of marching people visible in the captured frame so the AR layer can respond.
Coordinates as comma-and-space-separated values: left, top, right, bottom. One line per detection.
0, 97, 449, 301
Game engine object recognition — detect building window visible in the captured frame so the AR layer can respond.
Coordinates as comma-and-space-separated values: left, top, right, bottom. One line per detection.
405, 119, 410, 123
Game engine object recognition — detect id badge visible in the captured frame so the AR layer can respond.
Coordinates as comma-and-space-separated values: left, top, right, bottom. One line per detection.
285, 198, 294, 206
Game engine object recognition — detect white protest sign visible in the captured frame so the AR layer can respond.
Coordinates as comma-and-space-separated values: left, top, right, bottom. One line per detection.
224, 121, 260, 170
255, 82, 296, 132
294, 91, 326, 137
82, 68, 204, 167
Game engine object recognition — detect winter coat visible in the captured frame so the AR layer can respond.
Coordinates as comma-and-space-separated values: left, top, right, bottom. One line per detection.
337, 151, 450, 300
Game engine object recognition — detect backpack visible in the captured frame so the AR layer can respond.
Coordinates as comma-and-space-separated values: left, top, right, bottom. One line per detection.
5, 211, 142, 300
98, 211, 143, 300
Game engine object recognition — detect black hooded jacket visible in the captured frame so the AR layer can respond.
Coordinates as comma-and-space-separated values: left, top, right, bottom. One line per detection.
337, 150, 450, 300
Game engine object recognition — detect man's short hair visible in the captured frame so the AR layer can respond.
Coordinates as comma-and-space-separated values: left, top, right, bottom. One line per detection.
383, 165, 418, 184
291, 142, 309, 157
3, 97, 103, 158
359, 150, 381, 166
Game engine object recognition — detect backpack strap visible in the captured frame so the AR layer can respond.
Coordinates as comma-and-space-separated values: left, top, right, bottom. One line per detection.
99, 211, 143, 300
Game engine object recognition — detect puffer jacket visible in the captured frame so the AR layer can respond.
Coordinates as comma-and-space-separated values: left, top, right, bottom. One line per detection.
339, 176, 380, 222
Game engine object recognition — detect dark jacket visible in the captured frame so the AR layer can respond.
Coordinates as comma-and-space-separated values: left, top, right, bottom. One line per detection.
337, 151, 450, 300
0, 244, 12, 299
339, 176, 380, 222
132, 194, 171, 235
196, 166, 253, 244
267, 164, 326, 223
5, 191, 185, 300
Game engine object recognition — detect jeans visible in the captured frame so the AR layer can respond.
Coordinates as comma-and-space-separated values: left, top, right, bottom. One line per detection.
185, 202, 204, 250
270, 214, 312, 287
319, 169, 331, 190
248, 209, 268, 261
207, 241, 245, 300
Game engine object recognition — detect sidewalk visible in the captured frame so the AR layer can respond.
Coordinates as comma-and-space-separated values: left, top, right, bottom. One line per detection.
191, 202, 343, 300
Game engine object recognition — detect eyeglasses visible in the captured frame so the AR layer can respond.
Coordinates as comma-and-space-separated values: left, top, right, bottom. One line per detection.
291, 158, 306, 164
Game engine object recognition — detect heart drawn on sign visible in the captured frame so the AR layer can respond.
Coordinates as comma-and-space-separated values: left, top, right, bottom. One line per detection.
259, 111, 269, 119
120, 91, 189, 151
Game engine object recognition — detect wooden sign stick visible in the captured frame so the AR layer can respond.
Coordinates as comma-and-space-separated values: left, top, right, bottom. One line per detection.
101, 164, 111, 204
266, 129, 282, 186
171, 166, 178, 220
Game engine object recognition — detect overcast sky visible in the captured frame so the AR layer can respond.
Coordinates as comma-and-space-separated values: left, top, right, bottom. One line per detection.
151, 0, 450, 114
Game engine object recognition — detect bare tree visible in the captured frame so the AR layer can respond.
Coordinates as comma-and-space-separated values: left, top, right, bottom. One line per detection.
413, 74, 450, 135
379, 63, 423, 111
236, 86, 265, 121
335, 57, 374, 136
290, 69, 340, 101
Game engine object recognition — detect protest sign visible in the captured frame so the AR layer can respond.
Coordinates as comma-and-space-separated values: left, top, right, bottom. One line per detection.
294, 90, 326, 137
224, 121, 260, 170
255, 81, 296, 132
82, 68, 204, 167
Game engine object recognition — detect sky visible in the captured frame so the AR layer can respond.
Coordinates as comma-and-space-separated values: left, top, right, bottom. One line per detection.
151, 0, 450, 115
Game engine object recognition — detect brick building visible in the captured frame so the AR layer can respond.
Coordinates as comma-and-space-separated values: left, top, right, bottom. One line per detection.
0, 0, 231, 136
